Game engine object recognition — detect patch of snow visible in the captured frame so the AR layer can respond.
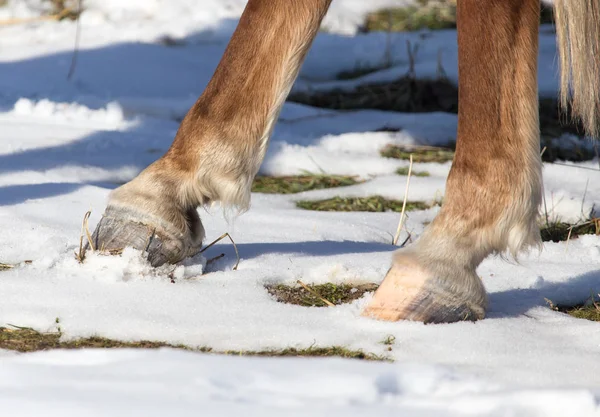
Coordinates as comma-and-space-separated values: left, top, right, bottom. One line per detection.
1, 1, 600, 415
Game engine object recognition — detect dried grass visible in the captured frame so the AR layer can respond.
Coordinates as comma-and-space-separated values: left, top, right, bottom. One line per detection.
199, 232, 240, 271
381, 144, 455, 163
288, 75, 458, 114
0, 325, 384, 360
266, 282, 379, 307
540, 218, 599, 243
362, 2, 552, 33
547, 295, 600, 322
296, 196, 430, 212
252, 174, 360, 194
364, 1, 456, 32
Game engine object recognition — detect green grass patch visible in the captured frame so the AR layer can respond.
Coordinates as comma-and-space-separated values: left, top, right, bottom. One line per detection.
0, 325, 202, 353
266, 282, 379, 307
297, 196, 430, 212
547, 298, 600, 322
540, 218, 599, 243
224, 346, 385, 360
565, 305, 600, 321
0, 325, 384, 360
252, 175, 360, 194
396, 166, 430, 176
364, 1, 456, 32
381, 144, 454, 163
363, 2, 553, 33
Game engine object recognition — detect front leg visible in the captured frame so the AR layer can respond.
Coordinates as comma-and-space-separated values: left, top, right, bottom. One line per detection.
89, 0, 333, 266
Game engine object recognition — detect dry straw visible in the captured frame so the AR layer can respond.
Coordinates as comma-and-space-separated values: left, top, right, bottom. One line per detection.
75, 210, 93, 263
296, 280, 335, 307
0, 7, 74, 26
200, 232, 240, 271
392, 154, 414, 246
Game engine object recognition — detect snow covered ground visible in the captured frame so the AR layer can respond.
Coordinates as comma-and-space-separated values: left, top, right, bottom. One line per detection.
1, 1, 600, 415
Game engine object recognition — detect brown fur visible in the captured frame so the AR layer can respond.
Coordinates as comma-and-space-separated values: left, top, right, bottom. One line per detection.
364, 0, 544, 321
107, 0, 331, 243
104, 0, 596, 321
421, 0, 542, 266
164, 0, 332, 210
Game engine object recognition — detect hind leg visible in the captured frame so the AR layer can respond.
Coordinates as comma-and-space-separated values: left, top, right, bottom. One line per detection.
363, 0, 542, 323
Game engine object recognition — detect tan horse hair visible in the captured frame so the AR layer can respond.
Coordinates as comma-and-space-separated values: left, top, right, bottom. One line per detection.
101, 0, 600, 322
555, 0, 600, 138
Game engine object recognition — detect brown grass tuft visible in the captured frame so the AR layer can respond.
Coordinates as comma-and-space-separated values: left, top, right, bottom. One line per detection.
540, 218, 599, 242
0, 325, 384, 360
296, 196, 430, 212
266, 282, 379, 307
381, 144, 454, 163
252, 175, 360, 194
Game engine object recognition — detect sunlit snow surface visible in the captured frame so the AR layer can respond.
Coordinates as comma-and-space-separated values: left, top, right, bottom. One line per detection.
0, 1, 599, 416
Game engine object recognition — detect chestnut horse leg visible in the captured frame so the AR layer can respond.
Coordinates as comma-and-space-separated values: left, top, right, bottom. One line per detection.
363, 0, 542, 322
90, 0, 332, 266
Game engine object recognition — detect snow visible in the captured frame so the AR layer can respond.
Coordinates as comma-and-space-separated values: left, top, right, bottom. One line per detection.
1, 1, 600, 415
1, 349, 598, 417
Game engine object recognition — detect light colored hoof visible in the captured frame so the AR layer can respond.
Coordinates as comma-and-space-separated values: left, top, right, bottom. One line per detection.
362, 251, 487, 324
86, 205, 204, 267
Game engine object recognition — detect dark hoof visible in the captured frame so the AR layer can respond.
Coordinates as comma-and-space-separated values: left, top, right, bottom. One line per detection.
86, 206, 204, 267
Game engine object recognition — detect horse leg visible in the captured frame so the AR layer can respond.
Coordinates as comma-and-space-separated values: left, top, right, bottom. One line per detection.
90, 0, 332, 266
363, 0, 542, 323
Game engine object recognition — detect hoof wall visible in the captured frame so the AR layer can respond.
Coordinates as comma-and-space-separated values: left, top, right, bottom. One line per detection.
86, 206, 203, 267
362, 252, 486, 324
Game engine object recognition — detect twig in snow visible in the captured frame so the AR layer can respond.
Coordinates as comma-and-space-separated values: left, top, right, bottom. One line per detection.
565, 217, 600, 253
540, 146, 550, 227
206, 253, 225, 267
67, 0, 83, 80
436, 49, 447, 79
200, 233, 240, 270
406, 40, 419, 79
76, 210, 93, 262
393, 154, 413, 246
544, 298, 558, 311
580, 179, 590, 220
296, 280, 335, 307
